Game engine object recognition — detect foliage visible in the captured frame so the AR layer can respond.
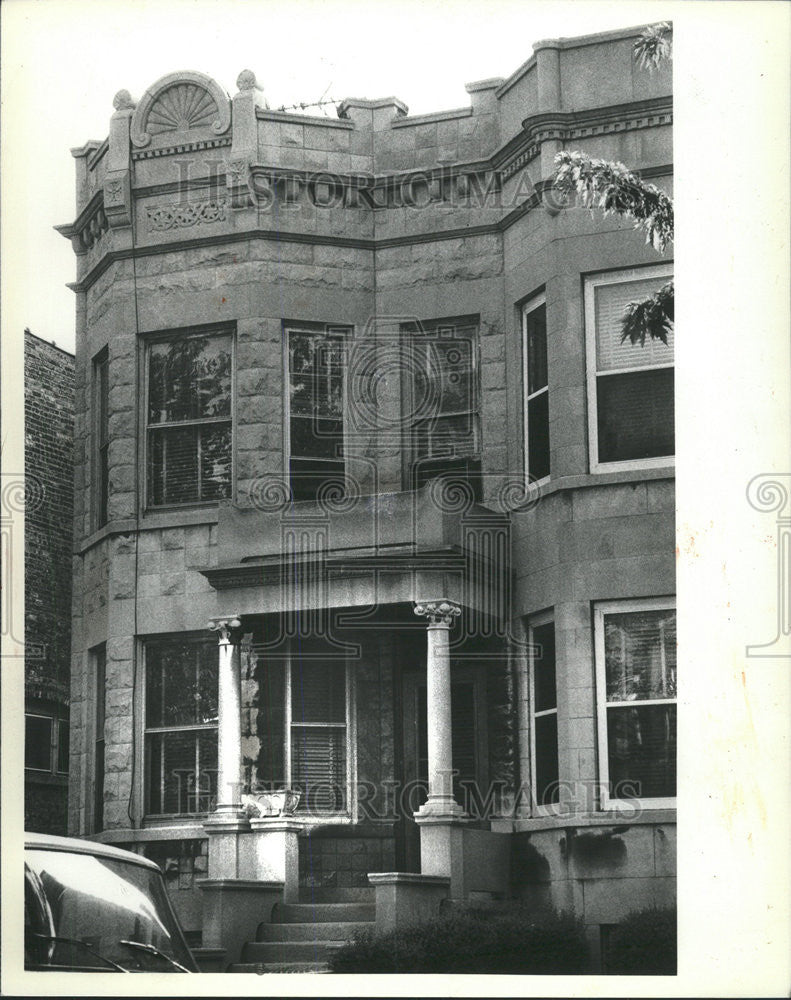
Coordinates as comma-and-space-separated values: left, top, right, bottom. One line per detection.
633, 22, 673, 71
605, 905, 677, 975
328, 908, 589, 974
553, 151, 673, 254
551, 22, 674, 346
621, 280, 674, 347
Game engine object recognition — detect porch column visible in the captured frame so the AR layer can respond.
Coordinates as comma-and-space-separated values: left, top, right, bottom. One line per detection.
207, 615, 245, 819
413, 600, 464, 820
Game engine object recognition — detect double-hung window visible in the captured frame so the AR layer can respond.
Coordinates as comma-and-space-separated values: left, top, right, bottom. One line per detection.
254, 640, 352, 816
287, 326, 346, 502
402, 316, 481, 495
93, 349, 109, 527
585, 263, 674, 471
144, 638, 218, 816
25, 712, 69, 775
146, 328, 233, 507
594, 598, 677, 809
529, 616, 559, 809
523, 294, 550, 483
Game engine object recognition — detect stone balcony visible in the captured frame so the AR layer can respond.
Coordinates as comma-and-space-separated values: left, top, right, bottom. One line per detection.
198, 484, 511, 619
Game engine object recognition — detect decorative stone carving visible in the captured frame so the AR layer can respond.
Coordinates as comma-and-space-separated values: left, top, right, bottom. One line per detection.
236, 69, 258, 92
104, 179, 124, 205
207, 615, 242, 645
414, 600, 462, 628
131, 71, 231, 149
241, 789, 301, 818
146, 200, 227, 231
112, 89, 136, 111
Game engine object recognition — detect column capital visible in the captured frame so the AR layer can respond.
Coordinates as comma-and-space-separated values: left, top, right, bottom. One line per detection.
414, 600, 461, 628
207, 615, 242, 645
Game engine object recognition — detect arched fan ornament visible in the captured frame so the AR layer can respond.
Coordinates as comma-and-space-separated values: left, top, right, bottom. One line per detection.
131, 71, 231, 148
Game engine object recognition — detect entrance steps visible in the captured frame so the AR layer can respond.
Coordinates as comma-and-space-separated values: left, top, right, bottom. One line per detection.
226, 888, 375, 973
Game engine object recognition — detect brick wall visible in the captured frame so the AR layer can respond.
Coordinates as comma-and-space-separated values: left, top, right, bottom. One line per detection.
24, 330, 75, 833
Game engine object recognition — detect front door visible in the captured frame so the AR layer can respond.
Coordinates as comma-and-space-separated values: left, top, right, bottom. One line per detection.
400, 667, 488, 872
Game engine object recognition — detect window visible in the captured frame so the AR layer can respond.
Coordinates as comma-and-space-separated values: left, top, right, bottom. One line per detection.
146, 328, 233, 507
94, 644, 106, 832
25, 712, 69, 774
594, 599, 677, 809
254, 640, 352, 816
529, 616, 559, 809
522, 294, 550, 482
287, 326, 346, 502
585, 264, 674, 471
144, 638, 218, 816
402, 316, 481, 496
93, 349, 109, 527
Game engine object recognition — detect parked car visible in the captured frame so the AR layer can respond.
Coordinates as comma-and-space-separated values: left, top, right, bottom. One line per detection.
24, 832, 198, 972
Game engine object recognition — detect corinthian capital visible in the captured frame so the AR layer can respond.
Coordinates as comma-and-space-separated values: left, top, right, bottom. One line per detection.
207, 615, 242, 644
414, 600, 462, 627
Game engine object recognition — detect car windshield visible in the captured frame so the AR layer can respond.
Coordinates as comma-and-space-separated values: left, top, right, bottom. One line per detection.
25, 848, 196, 972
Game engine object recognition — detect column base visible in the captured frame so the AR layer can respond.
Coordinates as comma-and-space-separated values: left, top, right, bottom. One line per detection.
205, 805, 249, 826
414, 797, 466, 823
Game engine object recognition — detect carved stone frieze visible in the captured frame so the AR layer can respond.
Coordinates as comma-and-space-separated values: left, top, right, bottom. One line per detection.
145, 200, 228, 231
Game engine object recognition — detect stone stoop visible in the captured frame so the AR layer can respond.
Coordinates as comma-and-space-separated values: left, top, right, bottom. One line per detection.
226, 889, 375, 973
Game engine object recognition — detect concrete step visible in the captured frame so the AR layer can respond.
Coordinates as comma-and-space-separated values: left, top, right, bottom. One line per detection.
257, 920, 371, 942
240, 940, 346, 964
298, 886, 375, 903
273, 901, 375, 924
227, 961, 330, 973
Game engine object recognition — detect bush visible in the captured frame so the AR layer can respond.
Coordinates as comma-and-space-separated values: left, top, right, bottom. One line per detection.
329, 909, 588, 974
605, 905, 676, 975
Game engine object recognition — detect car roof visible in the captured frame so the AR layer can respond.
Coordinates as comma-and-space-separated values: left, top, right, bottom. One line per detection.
24, 832, 161, 872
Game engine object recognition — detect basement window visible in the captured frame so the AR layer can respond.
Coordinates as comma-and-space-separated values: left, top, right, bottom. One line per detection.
146, 328, 233, 507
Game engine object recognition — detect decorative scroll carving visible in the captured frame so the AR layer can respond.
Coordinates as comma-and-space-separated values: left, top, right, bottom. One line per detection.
414, 600, 462, 627
146, 200, 227, 231
131, 71, 231, 149
112, 89, 136, 112
207, 615, 242, 645
236, 69, 258, 92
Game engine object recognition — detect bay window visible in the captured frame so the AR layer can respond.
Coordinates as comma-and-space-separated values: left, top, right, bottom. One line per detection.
146, 327, 233, 507
522, 294, 550, 483
594, 599, 677, 809
585, 264, 674, 471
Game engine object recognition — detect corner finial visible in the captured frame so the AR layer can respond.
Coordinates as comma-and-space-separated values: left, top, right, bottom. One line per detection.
236, 69, 258, 92
113, 89, 136, 112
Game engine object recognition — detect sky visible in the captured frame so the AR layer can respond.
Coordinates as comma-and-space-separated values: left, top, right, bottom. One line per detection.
1, 0, 675, 354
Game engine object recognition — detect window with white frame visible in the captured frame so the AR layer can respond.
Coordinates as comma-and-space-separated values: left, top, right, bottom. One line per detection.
529, 616, 559, 808
146, 327, 233, 507
287, 326, 346, 502
144, 638, 218, 816
25, 711, 69, 775
253, 640, 352, 816
401, 315, 481, 496
522, 294, 550, 483
585, 264, 674, 471
594, 599, 676, 808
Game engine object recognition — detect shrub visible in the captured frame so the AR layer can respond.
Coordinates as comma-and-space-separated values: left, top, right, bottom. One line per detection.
329, 908, 588, 974
605, 905, 677, 975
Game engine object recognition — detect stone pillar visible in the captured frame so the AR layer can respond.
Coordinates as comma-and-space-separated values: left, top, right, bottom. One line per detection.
533, 39, 564, 213
413, 600, 464, 820
207, 615, 245, 819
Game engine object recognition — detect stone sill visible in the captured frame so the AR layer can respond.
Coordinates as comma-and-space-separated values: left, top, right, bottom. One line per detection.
513, 808, 676, 834
368, 872, 450, 886
531, 467, 674, 503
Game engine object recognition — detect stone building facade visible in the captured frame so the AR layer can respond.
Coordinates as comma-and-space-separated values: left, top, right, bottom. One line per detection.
60, 24, 675, 968
24, 330, 75, 833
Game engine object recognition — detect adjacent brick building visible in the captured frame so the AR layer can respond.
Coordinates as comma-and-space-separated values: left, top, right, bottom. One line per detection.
24, 330, 75, 833
59, 23, 675, 969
